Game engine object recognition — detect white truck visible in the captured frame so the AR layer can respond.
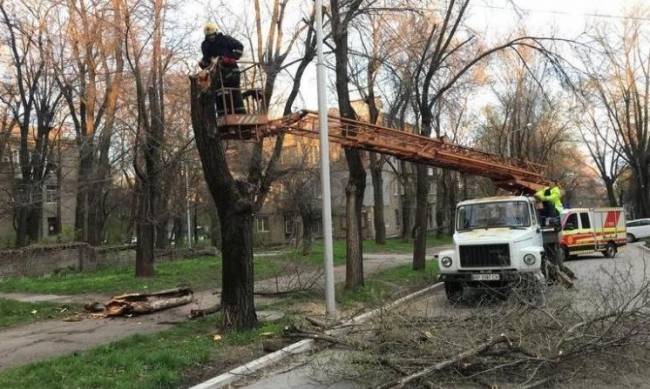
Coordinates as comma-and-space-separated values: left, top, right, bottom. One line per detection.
437, 195, 554, 303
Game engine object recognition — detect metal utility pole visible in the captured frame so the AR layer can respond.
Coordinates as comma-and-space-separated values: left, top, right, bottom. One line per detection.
315, 0, 336, 317
185, 160, 192, 249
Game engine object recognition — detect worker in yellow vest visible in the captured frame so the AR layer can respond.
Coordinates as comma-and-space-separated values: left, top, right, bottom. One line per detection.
535, 183, 564, 225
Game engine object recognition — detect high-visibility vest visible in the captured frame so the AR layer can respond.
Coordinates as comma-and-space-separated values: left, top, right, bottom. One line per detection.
534, 186, 564, 213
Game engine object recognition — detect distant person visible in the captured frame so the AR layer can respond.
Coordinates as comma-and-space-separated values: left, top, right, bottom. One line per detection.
199, 22, 245, 115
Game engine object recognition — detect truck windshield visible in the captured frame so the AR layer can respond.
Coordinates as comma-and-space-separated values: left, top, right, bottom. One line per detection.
457, 201, 531, 231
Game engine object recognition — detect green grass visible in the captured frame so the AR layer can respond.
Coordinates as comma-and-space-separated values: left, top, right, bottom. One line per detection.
0, 256, 287, 296
338, 259, 439, 307
0, 299, 79, 329
298, 234, 451, 266
0, 316, 286, 389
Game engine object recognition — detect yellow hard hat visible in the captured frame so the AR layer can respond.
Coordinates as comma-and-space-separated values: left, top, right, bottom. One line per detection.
204, 22, 218, 36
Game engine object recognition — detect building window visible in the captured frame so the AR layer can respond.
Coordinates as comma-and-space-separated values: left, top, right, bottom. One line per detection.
255, 216, 269, 233
395, 209, 401, 227
46, 185, 58, 203
47, 217, 60, 235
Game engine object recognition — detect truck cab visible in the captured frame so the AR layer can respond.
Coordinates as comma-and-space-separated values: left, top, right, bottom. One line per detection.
437, 196, 545, 303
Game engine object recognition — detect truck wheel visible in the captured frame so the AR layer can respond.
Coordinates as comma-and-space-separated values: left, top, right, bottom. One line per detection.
603, 242, 617, 258
444, 282, 464, 304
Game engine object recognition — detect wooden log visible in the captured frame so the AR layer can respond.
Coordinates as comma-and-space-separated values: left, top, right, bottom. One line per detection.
103, 287, 194, 317
189, 304, 222, 319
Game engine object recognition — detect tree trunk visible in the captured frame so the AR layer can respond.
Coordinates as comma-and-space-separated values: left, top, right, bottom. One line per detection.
220, 208, 257, 329
634, 164, 650, 217
26, 196, 41, 242
156, 217, 169, 249
413, 164, 428, 270
400, 161, 414, 242
190, 75, 257, 330
447, 172, 457, 236
603, 177, 617, 207
435, 170, 446, 237
75, 144, 94, 242
370, 153, 386, 244
14, 183, 30, 247
135, 179, 155, 277
331, 0, 366, 288
209, 211, 220, 249
345, 183, 364, 288
300, 211, 313, 256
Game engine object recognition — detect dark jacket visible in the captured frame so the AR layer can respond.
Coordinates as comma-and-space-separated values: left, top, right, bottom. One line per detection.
200, 33, 243, 68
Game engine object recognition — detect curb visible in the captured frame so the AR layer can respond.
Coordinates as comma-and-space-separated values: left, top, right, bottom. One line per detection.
189, 281, 444, 389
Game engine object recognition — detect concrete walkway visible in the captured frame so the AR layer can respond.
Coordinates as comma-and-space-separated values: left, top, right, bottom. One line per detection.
0, 246, 449, 372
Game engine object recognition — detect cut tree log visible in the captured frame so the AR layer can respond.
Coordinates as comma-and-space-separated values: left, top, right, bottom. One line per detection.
102, 287, 194, 317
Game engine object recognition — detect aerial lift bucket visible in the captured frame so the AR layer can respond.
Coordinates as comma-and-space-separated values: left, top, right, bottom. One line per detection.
197, 60, 269, 141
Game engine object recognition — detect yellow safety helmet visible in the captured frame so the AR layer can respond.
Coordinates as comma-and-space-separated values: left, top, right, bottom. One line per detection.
204, 22, 218, 36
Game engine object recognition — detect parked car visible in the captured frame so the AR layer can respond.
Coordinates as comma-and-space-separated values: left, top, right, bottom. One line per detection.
625, 218, 650, 242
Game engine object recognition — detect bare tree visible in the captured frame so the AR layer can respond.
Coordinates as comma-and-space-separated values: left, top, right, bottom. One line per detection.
123, 0, 168, 276
0, 0, 63, 247
575, 19, 649, 214
52, 0, 125, 246
329, 0, 370, 289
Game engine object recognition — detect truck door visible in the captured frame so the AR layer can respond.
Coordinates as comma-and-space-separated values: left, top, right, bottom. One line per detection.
579, 212, 596, 253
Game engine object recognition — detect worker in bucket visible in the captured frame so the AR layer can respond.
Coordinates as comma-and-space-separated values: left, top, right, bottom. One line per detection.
199, 22, 246, 115
535, 182, 564, 226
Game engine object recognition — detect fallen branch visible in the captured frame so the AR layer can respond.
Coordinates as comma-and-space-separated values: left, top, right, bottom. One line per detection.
306, 316, 328, 328
189, 304, 222, 319
101, 287, 194, 317
377, 334, 511, 389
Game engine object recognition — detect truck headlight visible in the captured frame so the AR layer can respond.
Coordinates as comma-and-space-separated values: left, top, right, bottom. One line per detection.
523, 254, 536, 265
440, 257, 452, 268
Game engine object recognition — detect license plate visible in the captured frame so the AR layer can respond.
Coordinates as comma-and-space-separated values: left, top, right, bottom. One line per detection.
471, 273, 500, 281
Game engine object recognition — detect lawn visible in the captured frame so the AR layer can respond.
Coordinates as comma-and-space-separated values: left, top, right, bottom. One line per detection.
0, 255, 287, 296
297, 234, 451, 266
0, 298, 79, 329
338, 259, 439, 307
0, 316, 286, 389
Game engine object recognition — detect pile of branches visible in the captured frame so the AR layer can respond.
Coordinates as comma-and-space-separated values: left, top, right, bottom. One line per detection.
291, 267, 650, 388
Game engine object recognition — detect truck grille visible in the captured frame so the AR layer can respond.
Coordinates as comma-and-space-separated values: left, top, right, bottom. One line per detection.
459, 244, 510, 267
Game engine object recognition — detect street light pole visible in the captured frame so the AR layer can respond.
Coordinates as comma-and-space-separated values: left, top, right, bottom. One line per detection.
315, 0, 336, 318
185, 160, 192, 249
